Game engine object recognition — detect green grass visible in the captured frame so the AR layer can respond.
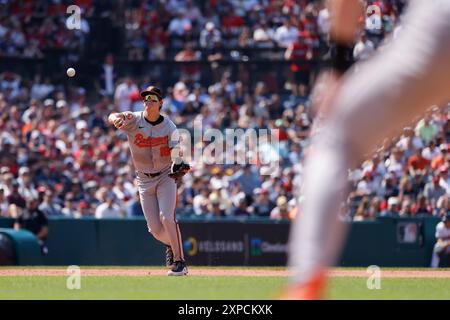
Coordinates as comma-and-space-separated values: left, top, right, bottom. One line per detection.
328, 277, 450, 300
0, 276, 285, 300
1, 268, 450, 300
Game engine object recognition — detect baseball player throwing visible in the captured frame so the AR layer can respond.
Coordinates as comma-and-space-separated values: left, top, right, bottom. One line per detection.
283, 0, 450, 298
108, 85, 190, 276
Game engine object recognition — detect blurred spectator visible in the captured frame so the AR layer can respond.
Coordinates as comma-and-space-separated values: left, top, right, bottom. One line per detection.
17, 167, 38, 201
368, 197, 382, 219
250, 188, 275, 217
411, 172, 426, 196
126, 191, 144, 217
100, 54, 116, 97
356, 171, 376, 196
206, 193, 226, 218
7, 181, 26, 210
431, 144, 449, 170
14, 198, 48, 255
230, 164, 261, 204
415, 114, 439, 144
385, 147, 404, 177
114, 77, 138, 112
168, 11, 192, 37
378, 173, 399, 200
253, 20, 275, 51
412, 193, 432, 216
398, 176, 415, 203
408, 147, 429, 176
199, 22, 221, 49
397, 127, 424, 157
126, 30, 146, 61
274, 18, 298, 48
353, 33, 375, 61
317, 2, 330, 38
0, 188, 9, 217
95, 192, 122, 218
436, 195, 450, 217
354, 196, 372, 221
184, 0, 203, 23
175, 42, 201, 83
0, 72, 21, 99
438, 166, 450, 195
231, 195, 251, 216
422, 140, 440, 161
381, 197, 399, 217
284, 34, 313, 95
112, 176, 133, 206
424, 175, 446, 209
399, 198, 413, 217
270, 195, 290, 220
193, 188, 209, 216
61, 193, 77, 217
38, 190, 62, 216
75, 200, 92, 219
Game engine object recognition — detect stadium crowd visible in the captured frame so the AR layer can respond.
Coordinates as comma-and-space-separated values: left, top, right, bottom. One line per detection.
2, 0, 447, 224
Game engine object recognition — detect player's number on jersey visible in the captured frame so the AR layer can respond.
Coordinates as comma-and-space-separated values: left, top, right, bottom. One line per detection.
66, 5, 81, 30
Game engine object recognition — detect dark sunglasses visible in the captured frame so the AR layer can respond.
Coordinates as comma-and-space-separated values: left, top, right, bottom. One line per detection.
143, 94, 160, 103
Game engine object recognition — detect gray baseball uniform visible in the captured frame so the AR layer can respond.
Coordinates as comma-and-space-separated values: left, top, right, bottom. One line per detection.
119, 111, 185, 262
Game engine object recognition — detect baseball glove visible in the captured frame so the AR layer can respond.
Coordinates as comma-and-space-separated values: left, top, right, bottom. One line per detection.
169, 161, 190, 186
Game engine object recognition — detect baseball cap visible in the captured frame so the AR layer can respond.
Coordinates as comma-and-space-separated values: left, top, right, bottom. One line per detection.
254, 188, 262, 195
76, 120, 88, 130
44, 99, 54, 107
209, 193, 220, 204
260, 166, 271, 176
388, 197, 399, 206
205, 22, 215, 31
140, 86, 162, 101
56, 100, 67, 109
0, 166, 10, 174
443, 212, 450, 222
85, 180, 98, 189
439, 165, 448, 174
277, 196, 288, 207
18, 167, 30, 175
210, 166, 221, 175
79, 201, 88, 209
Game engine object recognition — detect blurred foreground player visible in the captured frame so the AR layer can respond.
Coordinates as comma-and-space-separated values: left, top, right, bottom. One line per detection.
284, 0, 450, 299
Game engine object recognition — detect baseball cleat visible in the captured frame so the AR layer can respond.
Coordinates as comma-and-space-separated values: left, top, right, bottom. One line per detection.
167, 260, 188, 276
165, 246, 174, 268
279, 272, 326, 300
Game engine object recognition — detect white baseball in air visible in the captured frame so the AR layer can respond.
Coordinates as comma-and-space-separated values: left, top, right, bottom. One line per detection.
66, 67, 76, 77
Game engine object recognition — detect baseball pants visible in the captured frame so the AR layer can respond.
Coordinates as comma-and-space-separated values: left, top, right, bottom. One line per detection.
136, 167, 185, 262
288, 0, 450, 284
431, 243, 450, 268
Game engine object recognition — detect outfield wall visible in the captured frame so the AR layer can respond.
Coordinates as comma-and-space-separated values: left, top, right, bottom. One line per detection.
0, 217, 441, 267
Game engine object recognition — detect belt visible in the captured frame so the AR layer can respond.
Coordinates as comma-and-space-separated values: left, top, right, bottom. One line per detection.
143, 171, 162, 178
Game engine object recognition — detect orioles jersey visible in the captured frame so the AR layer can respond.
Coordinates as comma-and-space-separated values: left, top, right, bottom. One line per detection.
119, 111, 179, 173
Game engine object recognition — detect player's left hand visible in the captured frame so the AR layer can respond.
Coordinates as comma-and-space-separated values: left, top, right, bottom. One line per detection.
168, 161, 190, 186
